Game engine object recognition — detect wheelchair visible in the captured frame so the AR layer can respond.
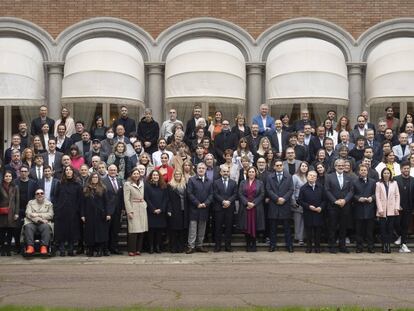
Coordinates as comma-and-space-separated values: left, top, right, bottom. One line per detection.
20, 223, 54, 258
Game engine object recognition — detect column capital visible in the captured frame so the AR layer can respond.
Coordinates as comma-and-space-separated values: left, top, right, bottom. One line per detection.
346, 62, 366, 75
246, 62, 265, 75
145, 62, 165, 75
44, 61, 65, 74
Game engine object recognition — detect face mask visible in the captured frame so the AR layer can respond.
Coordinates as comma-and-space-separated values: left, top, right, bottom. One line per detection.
130, 137, 137, 144
106, 133, 114, 139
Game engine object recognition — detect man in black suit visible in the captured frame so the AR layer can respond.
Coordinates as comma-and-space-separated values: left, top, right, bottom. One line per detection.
213, 166, 238, 252
309, 126, 326, 162
41, 139, 64, 178
266, 159, 294, 252
184, 105, 203, 141
269, 119, 289, 158
37, 165, 60, 205
55, 123, 74, 155
394, 162, 414, 253
214, 120, 238, 165
292, 109, 316, 133
30, 105, 55, 136
18, 121, 31, 150
112, 105, 136, 136
352, 164, 377, 253
186, 163, 214, 254
30, 155, 45, 181
13, 165, 38, 252
325, 159, 354, 253
4, 134, 22, 165
103, 164, 124, 255
246, 123, 262, 160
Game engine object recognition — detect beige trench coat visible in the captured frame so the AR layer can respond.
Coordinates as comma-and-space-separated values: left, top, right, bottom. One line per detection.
123, 181, 148, 233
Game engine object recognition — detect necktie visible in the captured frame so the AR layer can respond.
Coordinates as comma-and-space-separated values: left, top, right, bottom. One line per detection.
338, 174, 343, 189
37, 167, 41, 179
277, 173, 282, 183
224, 178, 228, 191
111, 177, 118, 192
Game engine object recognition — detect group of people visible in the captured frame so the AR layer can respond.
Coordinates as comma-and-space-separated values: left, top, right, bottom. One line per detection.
0, 103, 413, 257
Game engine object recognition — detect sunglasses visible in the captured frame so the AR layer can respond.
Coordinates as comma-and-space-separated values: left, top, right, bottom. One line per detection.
35, 192, 44, 195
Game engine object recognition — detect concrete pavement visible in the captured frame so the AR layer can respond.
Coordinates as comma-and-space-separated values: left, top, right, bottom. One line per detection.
1, 251, 414, 309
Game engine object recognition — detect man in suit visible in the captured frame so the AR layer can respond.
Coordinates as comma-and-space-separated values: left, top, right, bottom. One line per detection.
325, 159, 354, 253
392, 132, 410, 163
266, 159, 294, 252
4, 134, 22, 165
309, 126, 326, 162
378, 106, 400, 134
214, 120, 238, 165
365, 129, 381, 158
352, 164, 377, 253
186, 162, 214, 254
184, 105, 203, 141
404, 122, 414, 144
75, 131, 92, 156
85, 139, 108, 166
292, 109, 316, 133
103, 164, 124, 255
112, 105, 136, 136
37, 165, 59, 205
323, 137, 336, 170
30, 155, 45, 181
286, 133, 306, 162
252, 103, 275, 136
41, 139, 64, 177
245, 123, 262, 159
335, 131, 355, 154
4, 149, 23, 180
394, 162, 414, 253
70, 121, 85, 143
30, 105, 55, 136
212, 166, 238, 252
18, 121, 31, 150
350, 115, 368, 143
127, 140, 144, 176
269, 119, 289, 158
55, 123, 74, 155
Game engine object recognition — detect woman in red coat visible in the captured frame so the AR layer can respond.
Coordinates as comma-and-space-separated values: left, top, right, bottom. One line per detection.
155, 153, 174, 183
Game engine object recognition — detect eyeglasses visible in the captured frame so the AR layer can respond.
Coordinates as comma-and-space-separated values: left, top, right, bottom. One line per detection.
275, 164, 283, 167
35, 192, 44, 195
20, 170, 28, 173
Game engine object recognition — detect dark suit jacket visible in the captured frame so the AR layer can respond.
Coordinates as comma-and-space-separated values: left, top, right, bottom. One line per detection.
292, 119, 317, 132
31, 117, 55, 136
266, 172, 294, 219
352, 177, 376, 219
30, 165, 44, 181
184, 118, 209, 141
39, 134, 55, 151
213, 178, 238, 212
214, 131, 238, 164
269, 131, 289, 155
308, 136, 325, 161
187, 176, 213, 222
102, 176, 124, 215
14, 179, 38, 217
297, 182, 325, 227
37, 177, 60, 205
56, 136, 74, 155
394, 175, 414, 211
41, 151, 64, 176
324, 172, 354, 210
353, 122, 376, 133
3, 147, 21, 165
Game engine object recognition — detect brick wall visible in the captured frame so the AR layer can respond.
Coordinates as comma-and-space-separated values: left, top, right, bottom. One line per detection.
1, 0, 413, 39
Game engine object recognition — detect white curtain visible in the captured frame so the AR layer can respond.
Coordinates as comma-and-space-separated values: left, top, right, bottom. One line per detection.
73, 103, 98, 130
18, 106, 39, 128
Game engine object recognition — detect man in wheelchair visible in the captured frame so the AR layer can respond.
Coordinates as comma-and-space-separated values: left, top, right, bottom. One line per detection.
23, 189, 54, 256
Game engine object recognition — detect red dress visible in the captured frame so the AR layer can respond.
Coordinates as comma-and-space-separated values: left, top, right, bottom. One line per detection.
245, 180, 257, 237
155, 165, 174, 183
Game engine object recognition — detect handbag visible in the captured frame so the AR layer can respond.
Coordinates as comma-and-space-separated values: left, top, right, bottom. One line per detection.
0, 207, 10, 215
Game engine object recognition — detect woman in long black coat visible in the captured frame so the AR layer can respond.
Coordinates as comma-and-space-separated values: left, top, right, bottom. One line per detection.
81, 172, 110, 257
54, 166, 82, 256
167, 170, 188, 253
144, 170, 168, 253
238, 166, 265, 252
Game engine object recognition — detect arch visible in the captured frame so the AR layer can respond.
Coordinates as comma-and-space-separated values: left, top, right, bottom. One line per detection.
358, 18, 414, 62
156, 17, 255, 62
257, 18, 355, 62
56, 17, 154, 62
0, 17, 54, 61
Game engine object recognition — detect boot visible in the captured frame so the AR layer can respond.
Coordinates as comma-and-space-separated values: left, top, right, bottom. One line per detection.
382, 243, 387, 253
5, 244, 11, 256
386, 243, 392, 253
251, 238, 257, 252
245, 235, 251, 252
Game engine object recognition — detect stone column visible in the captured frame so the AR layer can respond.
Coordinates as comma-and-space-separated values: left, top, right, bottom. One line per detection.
146, 63, 165, 123
246, 63, 265, 124
45, 62, 64, 120
348, 63, 365, 127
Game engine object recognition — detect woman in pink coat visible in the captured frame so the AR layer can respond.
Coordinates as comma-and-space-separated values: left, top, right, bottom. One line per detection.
375, 167, 400, 253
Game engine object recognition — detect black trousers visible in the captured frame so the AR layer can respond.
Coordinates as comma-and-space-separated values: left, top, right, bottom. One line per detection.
327, 208, 349, 249
269, 219, 292, 248
305, 226, 321, 249
127, 232, 144, 253
108, 208, 122, 251
148, 228, 164, 250
0, 228, 14, 247
12, 219, 24, 250
379, 217, 395, 244
214, 208, 234, 248
396, 211, 412, 245
355, 218, 375, 249
170, 229, 187, 252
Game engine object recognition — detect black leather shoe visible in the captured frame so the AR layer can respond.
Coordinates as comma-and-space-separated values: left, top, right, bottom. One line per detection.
339, 247, 350, 254
314, 248, 321, 253
103, 250, 110, 256
196, 247, 208, 253
356, 248, 363, 253
305, 248, 312, 253
67, 250, 75, 257
287, 246, 294, 253
110, 249, 123, 255
368, 248, 375, 254
268, 246, 276, 252
225, 247, 233, 253
213, 247, 221, 253
329, 248, 338, 254
185, 247, 195, 254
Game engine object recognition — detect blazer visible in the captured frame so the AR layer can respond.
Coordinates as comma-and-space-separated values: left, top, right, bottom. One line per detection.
252, 114, 275, 135
324, 172, 354, 210
297, 182, 325, 227
375, 181, 400, 217
282, 160, 301, 176
352, 177, 377, 219
41, 151, 64, 176
378, 117, 400, 134
238, 179, 265, 231
37, 177, 60, 205
75, 140, 92, 156
212, 178, 238, 212
392, 144, 411, 162
14, 179, 38, 217
184, 118, 209, 141
269, 130, 289, 154
187, 175, 214, 222
292, 119, 317, 132
266, 172, 294, 219
394, 175, 414, 211
102, 176, 124, 215
30, 165, 44, 181
308, 136, 325, 162
31, 117, 55, 136
55, 136, 74, 155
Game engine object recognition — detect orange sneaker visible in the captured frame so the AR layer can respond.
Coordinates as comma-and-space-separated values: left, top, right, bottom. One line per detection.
40, 246, 48, 255
26, 245, 35, 254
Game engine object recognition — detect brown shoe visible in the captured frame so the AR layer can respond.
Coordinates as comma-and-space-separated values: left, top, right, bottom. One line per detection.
26, 245, 35, 255
40, 246, 48, 255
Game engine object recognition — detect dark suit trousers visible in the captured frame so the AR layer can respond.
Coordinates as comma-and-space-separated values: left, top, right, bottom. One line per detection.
379, 217, 395, 244
355, 218, 375, 249
214, 208, 234, 248
269, 219, 292, 248
108, 207, 122, 251
327, 207, 349, 249
305, 225, 321, 249
396, 211, 412, 244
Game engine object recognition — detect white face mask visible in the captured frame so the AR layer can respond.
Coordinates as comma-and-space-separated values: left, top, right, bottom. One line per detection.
106, 133, 114, 139
130, 137, 137, 144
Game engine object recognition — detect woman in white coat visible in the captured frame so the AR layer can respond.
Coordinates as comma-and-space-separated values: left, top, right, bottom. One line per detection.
123, 167, 148, 256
